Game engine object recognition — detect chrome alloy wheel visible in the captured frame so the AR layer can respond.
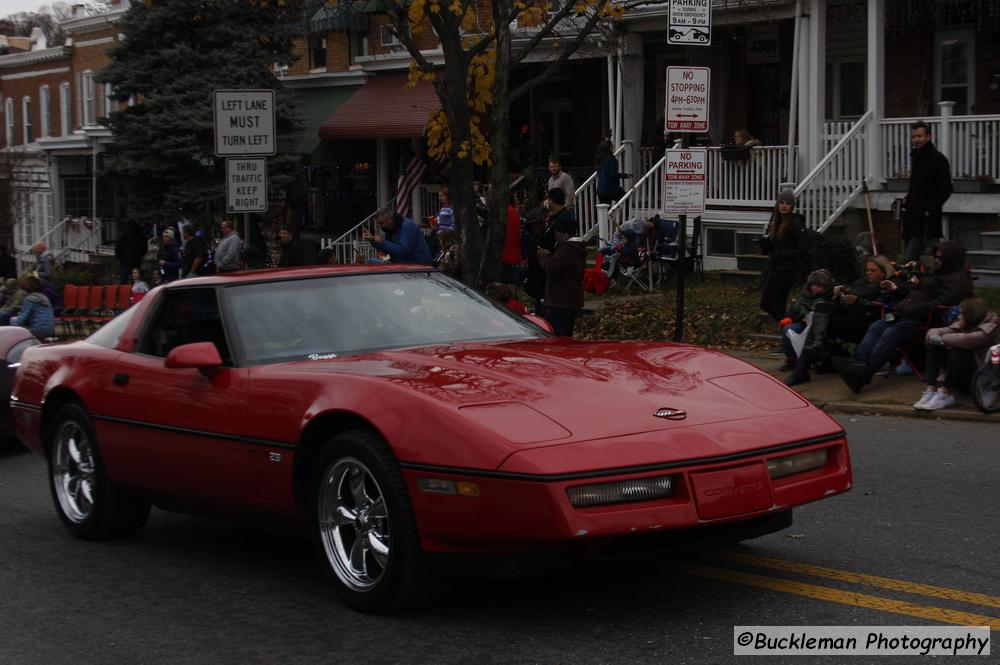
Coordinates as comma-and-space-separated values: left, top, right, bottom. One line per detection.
52, 421, 97, 523
318, 457, 391, 592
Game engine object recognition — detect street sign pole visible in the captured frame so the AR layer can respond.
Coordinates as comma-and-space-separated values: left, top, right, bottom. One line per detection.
214, 89, 275, 254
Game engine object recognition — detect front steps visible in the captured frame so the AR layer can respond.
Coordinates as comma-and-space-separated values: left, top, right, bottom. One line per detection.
968, 231, 1000, 288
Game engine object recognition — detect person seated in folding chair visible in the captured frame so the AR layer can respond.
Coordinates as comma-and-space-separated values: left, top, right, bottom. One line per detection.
598, 218, 644, 286
650, 215, 680, 257
785, 255, 897, 386
778, 270, 833, 373
833, 241, 973, 393
914, 297, 999, 411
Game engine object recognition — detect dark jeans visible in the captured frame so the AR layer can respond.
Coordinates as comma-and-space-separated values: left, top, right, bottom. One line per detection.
760, 268, 797, 322
544, 306, 578, 337
853, 317, 923, 373
924, 345, 978, 391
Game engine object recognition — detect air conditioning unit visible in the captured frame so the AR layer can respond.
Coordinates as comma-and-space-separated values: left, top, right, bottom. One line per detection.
273, 63, 289, 78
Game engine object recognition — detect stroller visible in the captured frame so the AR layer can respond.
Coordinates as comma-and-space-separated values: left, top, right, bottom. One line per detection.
972, 343, 1000, 414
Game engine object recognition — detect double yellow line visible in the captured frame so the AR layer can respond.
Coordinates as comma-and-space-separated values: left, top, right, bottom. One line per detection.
673, 551, 1000, 629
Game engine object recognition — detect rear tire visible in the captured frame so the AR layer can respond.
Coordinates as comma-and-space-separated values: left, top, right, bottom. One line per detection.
971, 367, 1000, 414
310, 429, 447, 612
48, 402, 151, 539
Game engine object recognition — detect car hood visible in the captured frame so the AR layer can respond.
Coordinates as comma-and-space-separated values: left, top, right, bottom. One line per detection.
297, 339, 812, 445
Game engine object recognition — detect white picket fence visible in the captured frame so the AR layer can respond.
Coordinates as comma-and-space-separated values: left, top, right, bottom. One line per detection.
706, 146, 795, 206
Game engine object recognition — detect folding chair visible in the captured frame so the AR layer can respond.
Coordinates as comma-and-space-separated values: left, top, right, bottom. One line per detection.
82, 285, 106, 333
115, 285, 133, 314
655, 216, 703, 283
54, 285, 79, 338
65, 285, 91, 337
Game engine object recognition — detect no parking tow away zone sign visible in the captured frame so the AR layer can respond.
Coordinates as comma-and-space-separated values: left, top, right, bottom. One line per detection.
664, 149, 706, 215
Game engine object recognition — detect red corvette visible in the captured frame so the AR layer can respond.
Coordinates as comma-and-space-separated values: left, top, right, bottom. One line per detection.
10, 266, 851, 611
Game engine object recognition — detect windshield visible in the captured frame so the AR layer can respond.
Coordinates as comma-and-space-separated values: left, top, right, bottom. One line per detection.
225, 271, 544, 364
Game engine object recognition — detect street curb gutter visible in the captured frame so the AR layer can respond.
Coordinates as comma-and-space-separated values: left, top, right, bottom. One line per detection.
813, 400, 998, 424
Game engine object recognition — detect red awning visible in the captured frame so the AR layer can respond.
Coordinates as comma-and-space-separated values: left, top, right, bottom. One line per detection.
319, 73, 440, 140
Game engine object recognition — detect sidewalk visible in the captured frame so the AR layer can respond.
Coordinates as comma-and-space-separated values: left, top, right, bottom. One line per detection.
730, 350, 997, 423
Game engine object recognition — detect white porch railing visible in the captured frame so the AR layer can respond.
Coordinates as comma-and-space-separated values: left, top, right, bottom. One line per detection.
794, 110, 874, 233
320, 199, 396, 264
881, 114, 1000, 182
706, 146, 795, 206
16, 216, 102, 273
585, 155, 666, 243
879, 117, 944, 181
574, 142, 630, 240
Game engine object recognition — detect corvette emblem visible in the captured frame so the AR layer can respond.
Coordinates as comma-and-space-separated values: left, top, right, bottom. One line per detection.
654, 408, 687, 420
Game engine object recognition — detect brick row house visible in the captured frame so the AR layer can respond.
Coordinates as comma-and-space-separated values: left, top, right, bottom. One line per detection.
0, 0, 127, 272
2, 0, 998, 279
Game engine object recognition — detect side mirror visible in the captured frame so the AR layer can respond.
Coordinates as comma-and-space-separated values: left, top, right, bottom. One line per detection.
524, 314, 554, 334
164, 342, 223, 373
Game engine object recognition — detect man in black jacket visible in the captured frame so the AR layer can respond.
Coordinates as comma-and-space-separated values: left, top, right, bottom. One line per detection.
277, 225, 308, 267
902, 121, 952, 262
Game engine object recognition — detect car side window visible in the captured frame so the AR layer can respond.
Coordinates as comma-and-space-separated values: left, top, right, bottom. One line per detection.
137, 288, 232, 365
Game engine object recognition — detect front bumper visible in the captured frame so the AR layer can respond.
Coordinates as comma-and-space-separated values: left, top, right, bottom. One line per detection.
403, 435, 850, 554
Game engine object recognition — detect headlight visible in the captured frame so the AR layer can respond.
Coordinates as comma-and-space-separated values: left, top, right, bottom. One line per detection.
567, 475, 675, 508
767, 449, 828, 479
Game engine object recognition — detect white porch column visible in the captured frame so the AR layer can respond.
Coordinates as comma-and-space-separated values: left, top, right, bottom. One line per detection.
621, 32, 644, 176
866, 0, 885, 187
937, 101, 955, 162
376, 138, 389, 207
796, 7, 811, 178
806, 0, 826, 170
597, 203, 611, 244
938, 101, 955, 240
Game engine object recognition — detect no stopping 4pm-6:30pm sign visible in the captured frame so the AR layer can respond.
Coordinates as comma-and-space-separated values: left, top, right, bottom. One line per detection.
664, 149, 706, 215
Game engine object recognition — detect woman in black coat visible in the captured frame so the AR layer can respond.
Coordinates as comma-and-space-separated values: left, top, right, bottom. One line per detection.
759, 190, 805, 323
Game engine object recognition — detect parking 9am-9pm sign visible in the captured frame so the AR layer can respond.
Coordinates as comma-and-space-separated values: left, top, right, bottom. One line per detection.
668, 0, 712, 46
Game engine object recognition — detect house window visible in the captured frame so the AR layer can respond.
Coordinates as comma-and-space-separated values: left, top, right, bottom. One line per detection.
4, 97, 13, 146
59, 82, 71, 135
706, 229, 764, 257
39, 85, 50, 138
936, 30, 974, 115
104, 83, 114, 119
63, 176, 116, 219
309, 34, 327, 70
349, 30, 368, 62
22, 97, 32, 144
825, 60, 866, 121
82, 71, 96, 126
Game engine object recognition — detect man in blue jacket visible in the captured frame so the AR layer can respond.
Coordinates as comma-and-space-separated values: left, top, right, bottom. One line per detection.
363, 209, 434, 266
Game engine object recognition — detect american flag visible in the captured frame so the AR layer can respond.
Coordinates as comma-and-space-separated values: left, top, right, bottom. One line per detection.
395, 151, 426, 216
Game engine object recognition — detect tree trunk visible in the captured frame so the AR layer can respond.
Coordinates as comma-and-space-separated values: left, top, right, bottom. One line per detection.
479, 2, 513, 290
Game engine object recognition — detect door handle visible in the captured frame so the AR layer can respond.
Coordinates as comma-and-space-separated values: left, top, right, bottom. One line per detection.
112, 373, 130, 387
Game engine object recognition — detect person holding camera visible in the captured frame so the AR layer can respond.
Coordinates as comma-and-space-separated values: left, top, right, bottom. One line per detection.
784, 255, 896, 386
834, 241, 974, 393
362, 208, 434, 266
914, 298, 998, 410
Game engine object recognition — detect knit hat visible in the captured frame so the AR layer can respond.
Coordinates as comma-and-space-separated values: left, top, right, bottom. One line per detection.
776, 190, 796, 206
806, 269, 832, 289
3, 278, 17, 294
161, 228, 175, 239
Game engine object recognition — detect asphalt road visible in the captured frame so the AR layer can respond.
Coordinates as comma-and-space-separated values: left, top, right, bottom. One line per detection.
0, 415, 997, 665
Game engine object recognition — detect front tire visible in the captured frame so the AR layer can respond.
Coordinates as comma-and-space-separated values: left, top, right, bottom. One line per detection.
48, 402, 151, 539
971, 366, 1000, 414
311, 429, 445, 612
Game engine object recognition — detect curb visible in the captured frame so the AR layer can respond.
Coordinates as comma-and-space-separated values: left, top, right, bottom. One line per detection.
819, 401, 998, 423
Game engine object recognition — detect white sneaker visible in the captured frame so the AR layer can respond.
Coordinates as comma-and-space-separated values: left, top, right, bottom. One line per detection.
913, 389, 936, 410
923, 391, 956, 411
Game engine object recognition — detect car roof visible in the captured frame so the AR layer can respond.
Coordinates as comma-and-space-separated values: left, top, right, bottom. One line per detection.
162, 264, 433, 288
